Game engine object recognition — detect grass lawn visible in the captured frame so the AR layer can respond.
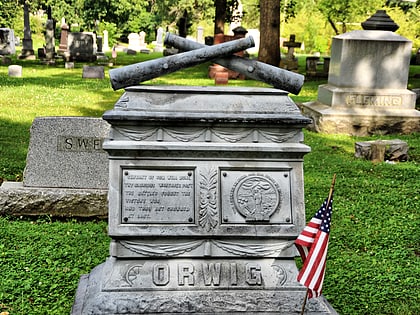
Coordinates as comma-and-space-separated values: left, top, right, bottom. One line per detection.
0, 48, 419, 315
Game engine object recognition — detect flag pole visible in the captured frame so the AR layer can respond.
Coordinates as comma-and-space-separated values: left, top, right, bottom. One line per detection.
299, 173, 336, 315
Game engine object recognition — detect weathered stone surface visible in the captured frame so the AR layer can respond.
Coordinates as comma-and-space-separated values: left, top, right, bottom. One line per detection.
23, 117, 110, 189
301, 101, 420, 136
72, 258, 338, 315
301, 29, 420, 135
82, 65, 105, 79
0, 182, 107, 217
355, 139, 408, 161
73, 86, 337, 314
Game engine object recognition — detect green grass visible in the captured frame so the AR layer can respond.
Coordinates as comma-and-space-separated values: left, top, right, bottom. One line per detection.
0, 49, 419, 314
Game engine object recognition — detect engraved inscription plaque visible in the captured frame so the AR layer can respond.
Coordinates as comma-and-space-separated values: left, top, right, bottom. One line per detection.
122, 169, 195, 223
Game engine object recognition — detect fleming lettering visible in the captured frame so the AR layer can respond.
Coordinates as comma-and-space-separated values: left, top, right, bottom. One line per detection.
345, 94, 402, 106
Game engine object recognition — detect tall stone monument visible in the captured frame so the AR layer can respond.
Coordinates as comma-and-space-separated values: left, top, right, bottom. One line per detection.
19, 2, 35, 60
58, 18, 70, 55
72, 36, 337, 314
301, 11, 420, 135
44, 19, 55, 63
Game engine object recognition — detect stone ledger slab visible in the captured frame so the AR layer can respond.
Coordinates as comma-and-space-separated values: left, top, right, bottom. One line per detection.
0, 182, 107, 218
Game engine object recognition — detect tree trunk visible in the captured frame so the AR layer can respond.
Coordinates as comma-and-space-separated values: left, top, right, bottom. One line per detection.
258, 0, 280, 66
214, 0, 226, 35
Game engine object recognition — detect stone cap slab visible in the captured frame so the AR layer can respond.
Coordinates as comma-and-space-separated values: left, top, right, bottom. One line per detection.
103, 86, 312, 126
23, 117, 110, 189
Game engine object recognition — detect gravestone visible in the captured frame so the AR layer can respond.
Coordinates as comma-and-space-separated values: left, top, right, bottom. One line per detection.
0, 28, 16, 55
102, 30, 110, 52
153, 27, 164, 52
197, 26, 204, 44
139, 31, 147, 49
246, 29, 260, 55
301, 13, 420, 135
44, 19, 55, 62
68, 32, 97, 62
72, 85, 337, 314
58, 18, 70, 54
19, 2, 35, 60
8, 65, 22, 77
280, 34, 301, 71
82, 65, 105, 79
0, 117, 110, 217
128, 33, 141, 52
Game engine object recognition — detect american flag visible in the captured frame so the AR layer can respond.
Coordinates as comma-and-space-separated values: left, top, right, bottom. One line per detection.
295, 194, 333, 298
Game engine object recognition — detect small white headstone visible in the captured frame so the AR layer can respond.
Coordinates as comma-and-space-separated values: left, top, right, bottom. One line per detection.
65, 62, 74, 69
154, 27, 164, 52
197, 26, 204, 44
103, 30, 110, 51
8, 65, 22, 77
128, 33, 141, 51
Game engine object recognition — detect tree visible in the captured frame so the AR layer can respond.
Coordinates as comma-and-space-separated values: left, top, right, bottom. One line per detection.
214, 0, 226, 34
258, 0, 280, 66
0, 0, 19, 28
318, 0, 384, 34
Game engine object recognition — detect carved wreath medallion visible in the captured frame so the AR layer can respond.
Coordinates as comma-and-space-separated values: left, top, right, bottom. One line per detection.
231, 174, 281, 222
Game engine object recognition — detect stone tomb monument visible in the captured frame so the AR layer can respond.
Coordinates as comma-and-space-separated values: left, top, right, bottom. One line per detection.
72, 36, 337, 314
67, 32, 97, 62
301, 26, 419, 135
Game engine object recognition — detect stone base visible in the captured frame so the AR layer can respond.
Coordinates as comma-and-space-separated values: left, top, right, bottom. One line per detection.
0, 182, 107, 217
72, 257, 338, 314
300, 101, 420, 136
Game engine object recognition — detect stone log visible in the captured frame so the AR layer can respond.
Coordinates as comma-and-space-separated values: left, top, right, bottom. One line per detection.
164, 33, 304, 95
109, 36, 255, 90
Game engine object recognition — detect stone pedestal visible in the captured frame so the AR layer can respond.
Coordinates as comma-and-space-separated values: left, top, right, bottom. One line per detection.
72, 86, 337, 314
301, 30, 420, 135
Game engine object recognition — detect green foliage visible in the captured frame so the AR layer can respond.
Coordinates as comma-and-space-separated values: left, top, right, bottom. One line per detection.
304, 131, 420, 315
386, 5, 420, 49
0, 217, 109, 314
98, 21, 119, 47
0, 0, 19, 28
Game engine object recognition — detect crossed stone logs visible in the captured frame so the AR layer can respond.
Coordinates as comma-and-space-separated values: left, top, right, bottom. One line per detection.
109, 33, 304, 95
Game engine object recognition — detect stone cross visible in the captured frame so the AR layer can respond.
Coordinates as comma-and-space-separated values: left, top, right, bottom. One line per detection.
283, 34, 301, 60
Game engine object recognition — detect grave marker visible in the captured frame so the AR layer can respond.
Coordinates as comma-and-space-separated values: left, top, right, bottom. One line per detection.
68, 32, 97, 62
0, 28, 16, 55
301, 11, 420, 135
8, 65, 22, 77
0, 117, 110, 217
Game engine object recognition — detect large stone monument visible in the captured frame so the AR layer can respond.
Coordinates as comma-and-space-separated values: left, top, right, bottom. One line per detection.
19, 2, 35, 60
68, 32, 97, 62
72, 35, 337, 314
301, 11, 420, 135
44, 19, 55, 63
